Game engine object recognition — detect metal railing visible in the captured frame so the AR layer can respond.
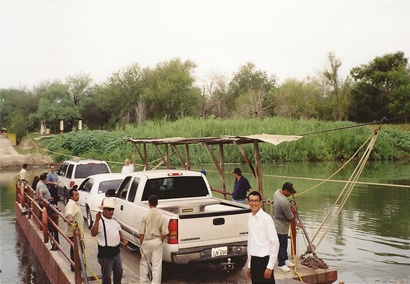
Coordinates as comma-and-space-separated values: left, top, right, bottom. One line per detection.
16, 178, 88, 284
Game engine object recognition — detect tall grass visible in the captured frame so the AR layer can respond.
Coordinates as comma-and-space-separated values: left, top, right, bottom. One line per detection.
46, 117, 410, 165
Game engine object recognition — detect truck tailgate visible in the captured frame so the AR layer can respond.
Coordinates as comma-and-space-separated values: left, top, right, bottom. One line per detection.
177, 204, 250, 249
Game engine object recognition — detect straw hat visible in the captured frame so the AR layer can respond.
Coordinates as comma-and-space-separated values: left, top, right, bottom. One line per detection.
98, 197, 118, 210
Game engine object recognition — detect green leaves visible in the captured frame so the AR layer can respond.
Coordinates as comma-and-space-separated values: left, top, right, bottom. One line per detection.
350, 51, 410, 122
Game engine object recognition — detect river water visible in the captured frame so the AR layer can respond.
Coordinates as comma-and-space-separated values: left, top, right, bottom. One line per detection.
1, 161, 409, 283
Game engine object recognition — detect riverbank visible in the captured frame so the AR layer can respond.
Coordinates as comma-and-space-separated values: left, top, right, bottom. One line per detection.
0, 134, 53, 169
46, 118, 410, 164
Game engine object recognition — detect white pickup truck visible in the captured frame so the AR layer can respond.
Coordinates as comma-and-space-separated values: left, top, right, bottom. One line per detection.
107, 169, 250, 270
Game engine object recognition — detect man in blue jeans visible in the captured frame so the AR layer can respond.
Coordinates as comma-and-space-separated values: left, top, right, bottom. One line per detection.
272, 182, 297, 272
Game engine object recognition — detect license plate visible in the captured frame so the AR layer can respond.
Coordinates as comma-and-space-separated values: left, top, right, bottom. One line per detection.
211, 246, 227, 257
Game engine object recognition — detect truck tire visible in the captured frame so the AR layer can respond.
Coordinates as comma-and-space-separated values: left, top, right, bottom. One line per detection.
64, 188, 69, 204
233, 258, 247, 270
86, 207, 93, 229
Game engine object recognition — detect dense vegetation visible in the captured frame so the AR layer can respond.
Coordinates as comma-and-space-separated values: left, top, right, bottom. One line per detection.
1, 51, 409, 145
46, 117, 410, 165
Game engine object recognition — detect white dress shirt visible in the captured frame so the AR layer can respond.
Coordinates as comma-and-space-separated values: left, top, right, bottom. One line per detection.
247, 208, 279, 270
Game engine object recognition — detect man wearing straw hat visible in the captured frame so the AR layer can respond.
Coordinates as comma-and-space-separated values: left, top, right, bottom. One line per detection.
91, 197, 128, 284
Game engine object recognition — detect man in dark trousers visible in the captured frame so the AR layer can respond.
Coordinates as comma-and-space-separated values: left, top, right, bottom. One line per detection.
247, 191, 279, 283
273, 182, 297, 272
91, 198, 128, 284
46, 164, 59, 205
231, 167, 252, 203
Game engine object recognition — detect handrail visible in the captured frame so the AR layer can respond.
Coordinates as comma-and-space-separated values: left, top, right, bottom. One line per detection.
16, 178, 88, 283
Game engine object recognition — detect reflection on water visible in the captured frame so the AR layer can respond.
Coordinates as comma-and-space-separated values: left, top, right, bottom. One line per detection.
1, 162, 409, 283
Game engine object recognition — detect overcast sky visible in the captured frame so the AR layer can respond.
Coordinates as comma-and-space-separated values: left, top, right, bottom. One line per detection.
1, 0, 409, 89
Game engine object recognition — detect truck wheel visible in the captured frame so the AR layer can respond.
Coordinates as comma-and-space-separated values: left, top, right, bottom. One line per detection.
233, 258, 247, 270
86, 208, 93, 229
64, 188, 69, 204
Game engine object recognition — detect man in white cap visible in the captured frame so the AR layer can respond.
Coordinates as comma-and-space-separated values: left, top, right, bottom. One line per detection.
91, 197, 128, 284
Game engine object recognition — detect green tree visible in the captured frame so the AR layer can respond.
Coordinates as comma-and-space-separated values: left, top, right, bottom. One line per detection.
142, 59, 202, 120
323, 52, 349, 120
67, 74, 94, 106
95, 63, 147, 126
350, 51, 410, 122
0, 88, 39, 132
79, 84, 116, 130
8, 112, 29, 144
274, 78, 321, 119
32, 81, 80, 133
202, 74, 230, 118
229, 62, 276, 118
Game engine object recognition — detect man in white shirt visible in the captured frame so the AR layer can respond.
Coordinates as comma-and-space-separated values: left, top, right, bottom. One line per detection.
121, 153, 135, 174
19, 163, 28, 184
91, 198, 128, 284
247, 191, 279, 283
139, 195, 169, 284
65, 188, 84, 271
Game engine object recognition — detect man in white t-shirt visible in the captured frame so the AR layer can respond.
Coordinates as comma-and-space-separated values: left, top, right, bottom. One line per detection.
121, 153, 135, 173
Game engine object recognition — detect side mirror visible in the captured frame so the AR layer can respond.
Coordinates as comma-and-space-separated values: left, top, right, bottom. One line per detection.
105, 188, 117, 197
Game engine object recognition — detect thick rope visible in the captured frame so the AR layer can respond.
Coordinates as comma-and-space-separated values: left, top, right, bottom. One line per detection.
311, 127, 381, 248
288, 224, 304, 281
75, 224, 101, 284
293, 133, 372, 197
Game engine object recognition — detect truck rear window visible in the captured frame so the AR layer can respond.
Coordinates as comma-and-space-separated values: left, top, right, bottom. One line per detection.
74, 164, 111, 178
99, 179, 124, 193
142, 176, 209, 201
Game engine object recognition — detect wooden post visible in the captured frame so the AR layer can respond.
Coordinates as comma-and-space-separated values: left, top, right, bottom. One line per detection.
290, 219, 297, 256
185, 144, 190, 170
73, 227, 82, 283
42, 205, 49, 243
219, 144, 226, 199
20, 185, 25, 206
253, 141, 264, 209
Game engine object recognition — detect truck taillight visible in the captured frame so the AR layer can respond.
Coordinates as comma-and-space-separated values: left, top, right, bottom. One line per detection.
167, 219, 178, 244
70, 181, 75, 188
167, 172, 183, 176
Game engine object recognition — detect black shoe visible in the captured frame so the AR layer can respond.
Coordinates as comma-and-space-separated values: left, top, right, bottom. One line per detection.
71, 266, 75, 272
50, 246, 58, 251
